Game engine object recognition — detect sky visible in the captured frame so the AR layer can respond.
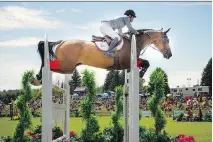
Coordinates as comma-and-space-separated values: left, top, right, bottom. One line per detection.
0, 1, 212, 91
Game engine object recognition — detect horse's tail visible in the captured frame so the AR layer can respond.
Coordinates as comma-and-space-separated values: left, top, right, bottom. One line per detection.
36, 40, 62, 81
37, 40, 63, 63
37, 41, 44, 61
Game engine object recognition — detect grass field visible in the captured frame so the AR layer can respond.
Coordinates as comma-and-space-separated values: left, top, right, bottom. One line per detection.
0, 116, 211, 142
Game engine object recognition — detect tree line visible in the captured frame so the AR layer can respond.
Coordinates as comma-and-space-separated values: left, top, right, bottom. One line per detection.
0, 57, 211, 104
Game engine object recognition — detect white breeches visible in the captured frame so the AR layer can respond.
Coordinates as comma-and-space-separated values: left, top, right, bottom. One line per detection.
100, 22, 120, 40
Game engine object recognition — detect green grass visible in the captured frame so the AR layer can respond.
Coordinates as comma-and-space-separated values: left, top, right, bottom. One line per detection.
0, 117, 211, 142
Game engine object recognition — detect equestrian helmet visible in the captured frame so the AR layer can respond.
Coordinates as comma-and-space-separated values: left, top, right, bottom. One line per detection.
124, 9, 136, 18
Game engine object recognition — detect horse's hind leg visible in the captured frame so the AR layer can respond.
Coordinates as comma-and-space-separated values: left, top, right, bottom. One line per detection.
52, 60, 79, 74
50, 60, 79, 74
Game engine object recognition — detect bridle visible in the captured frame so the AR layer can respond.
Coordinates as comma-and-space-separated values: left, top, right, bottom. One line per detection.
139, 31, 168, 56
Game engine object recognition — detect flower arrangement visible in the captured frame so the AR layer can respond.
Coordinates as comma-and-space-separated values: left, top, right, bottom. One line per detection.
178, 134, 196, 142
26, 128, 80, 142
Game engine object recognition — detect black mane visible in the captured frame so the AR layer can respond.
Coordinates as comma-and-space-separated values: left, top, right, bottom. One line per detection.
136, 29, 154, 33
124, 29, 154, 35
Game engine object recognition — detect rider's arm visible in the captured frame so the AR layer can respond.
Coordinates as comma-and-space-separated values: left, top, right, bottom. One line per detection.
123, 17, 138, 34
118, 28, 122, 35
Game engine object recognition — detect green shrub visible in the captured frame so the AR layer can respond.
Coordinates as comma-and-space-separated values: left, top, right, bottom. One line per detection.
204, 111, 212, 122
139, 126, 171, 142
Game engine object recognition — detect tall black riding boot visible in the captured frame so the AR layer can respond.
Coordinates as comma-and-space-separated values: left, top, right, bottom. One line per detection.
105, 37, 119, 57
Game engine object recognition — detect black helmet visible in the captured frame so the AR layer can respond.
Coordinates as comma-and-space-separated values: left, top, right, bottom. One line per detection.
124, 9, 136, 18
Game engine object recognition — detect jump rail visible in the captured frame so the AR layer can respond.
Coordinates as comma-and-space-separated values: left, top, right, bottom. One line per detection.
42, 34, 70, 142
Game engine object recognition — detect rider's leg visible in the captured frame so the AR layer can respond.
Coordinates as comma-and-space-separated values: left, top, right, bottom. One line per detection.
100, 22, 120, 57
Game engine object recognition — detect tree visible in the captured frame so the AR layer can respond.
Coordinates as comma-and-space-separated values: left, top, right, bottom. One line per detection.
164, 72, 170, 96
69, 69, 81, 88
147, 68, 166, 134
103, 71, 115, 91
13, 70, 34, 142
110, 86, 124, 142
96, 85, 103, 93
110, 71, 120, 91
119, 70, 125, 86
69, 68, 81, 92
201, 58, 212, 95
148, 67, 170, 97
80, 69, 100, 141
139, 78, 145, 93
142, 85, 149, 93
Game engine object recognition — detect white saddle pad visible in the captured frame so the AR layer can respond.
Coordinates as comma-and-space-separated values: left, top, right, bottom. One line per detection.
94, 39, 124, 51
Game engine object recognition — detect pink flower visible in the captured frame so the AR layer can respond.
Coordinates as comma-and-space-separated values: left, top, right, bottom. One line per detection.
35, 134, 40, 138
178, 134, 196, 142
32, 134, 39, 138
52, 132, 55, 137
178, 137, 185, 142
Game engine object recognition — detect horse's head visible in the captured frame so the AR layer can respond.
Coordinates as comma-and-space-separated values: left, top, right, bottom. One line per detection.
142, 28, 172, 59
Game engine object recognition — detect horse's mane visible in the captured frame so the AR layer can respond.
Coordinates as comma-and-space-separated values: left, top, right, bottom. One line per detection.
137, 29, 154, 33
124, 29, 160, 35
137, 29, 162, 34
122, 29, 161, 40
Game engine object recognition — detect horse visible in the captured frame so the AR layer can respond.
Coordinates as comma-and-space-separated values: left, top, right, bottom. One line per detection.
31, 28, 172, 86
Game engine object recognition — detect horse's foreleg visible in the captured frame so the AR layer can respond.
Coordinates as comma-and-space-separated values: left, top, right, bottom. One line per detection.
137, 58, 150, 78
35, 61, 44, 82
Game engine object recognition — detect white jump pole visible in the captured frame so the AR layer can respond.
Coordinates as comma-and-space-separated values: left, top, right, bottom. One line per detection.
42, 34, 70, 142
64, 74, 70, 138
123, 35, 139, 142
123, 70, 129, 142
42, 34, 52, 142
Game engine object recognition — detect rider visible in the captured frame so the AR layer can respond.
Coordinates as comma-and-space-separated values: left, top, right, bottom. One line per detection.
100, 9, 139, 57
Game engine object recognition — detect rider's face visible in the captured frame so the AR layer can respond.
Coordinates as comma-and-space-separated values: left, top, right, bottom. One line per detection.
130, 16, 134, 22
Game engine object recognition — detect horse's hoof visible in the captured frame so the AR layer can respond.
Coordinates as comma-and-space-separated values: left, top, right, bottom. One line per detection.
139, 71, 145, 78
127, 68, 131, 73
31, 78, 42, 86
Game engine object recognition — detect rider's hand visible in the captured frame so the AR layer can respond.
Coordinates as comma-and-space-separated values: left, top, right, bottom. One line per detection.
135, 31, 140, 35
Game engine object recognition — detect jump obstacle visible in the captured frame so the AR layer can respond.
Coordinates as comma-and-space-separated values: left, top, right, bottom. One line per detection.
123, 35, 140, 142
41, 34, 139, 142
42, 34, 70, 142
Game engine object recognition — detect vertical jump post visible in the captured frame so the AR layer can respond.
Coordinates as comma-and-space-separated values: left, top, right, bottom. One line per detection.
123, 35, 139, 142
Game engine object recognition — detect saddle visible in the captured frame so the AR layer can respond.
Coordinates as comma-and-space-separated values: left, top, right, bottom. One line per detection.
91, 33, 131, 44
92, 35, 112, 46
91, 33, 132, 52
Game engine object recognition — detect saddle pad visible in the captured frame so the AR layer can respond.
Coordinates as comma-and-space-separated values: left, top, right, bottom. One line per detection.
94, 39, 124, 51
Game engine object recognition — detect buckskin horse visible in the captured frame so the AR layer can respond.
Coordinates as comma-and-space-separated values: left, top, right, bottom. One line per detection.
31, 28, 172, 86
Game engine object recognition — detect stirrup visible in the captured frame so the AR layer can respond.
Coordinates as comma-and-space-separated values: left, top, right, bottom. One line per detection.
105, 51, 115, 58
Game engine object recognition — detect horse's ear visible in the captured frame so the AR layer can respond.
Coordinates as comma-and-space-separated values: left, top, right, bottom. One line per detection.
165, 28, 171, 34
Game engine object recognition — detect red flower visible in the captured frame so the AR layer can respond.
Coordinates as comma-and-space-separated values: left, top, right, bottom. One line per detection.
179, 134, 185, 138
69, 131, 77, 136
65, 140, 72, 142
27, 131, 33, 136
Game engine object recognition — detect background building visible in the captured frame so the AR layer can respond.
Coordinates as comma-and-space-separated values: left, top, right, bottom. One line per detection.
170, 86, 209, 97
